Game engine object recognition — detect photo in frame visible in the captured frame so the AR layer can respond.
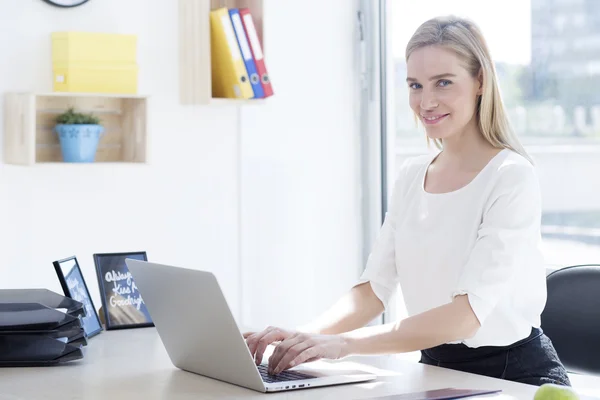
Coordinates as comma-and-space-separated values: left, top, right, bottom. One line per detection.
93, 251, 154, 330
53, 256, 103, 338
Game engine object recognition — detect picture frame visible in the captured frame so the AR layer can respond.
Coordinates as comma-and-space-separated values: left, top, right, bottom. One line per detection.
53, 256, 103, 338
93, 251, 154, 330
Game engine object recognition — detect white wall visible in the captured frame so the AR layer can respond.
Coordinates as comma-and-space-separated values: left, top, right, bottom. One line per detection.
0, 0, 363, 330
239, 1, 363, 329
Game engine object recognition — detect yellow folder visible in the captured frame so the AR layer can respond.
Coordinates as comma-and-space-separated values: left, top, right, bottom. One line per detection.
51, 32, 138, 94
210, 8, 253, 99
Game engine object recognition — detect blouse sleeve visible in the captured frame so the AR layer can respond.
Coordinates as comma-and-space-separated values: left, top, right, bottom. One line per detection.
451, 162, 542, 326
356, 159, 411, 310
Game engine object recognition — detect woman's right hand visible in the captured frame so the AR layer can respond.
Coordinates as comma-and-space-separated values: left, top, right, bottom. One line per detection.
243, 326, 296, 366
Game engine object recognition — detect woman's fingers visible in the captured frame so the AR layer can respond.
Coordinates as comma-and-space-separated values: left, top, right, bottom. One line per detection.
246, 327, 275, 356
267, 333, 305, 373
275, 346, 322, 375
270, 338, 313, 375
267, 333, 309, 373
251, 328, 292, 366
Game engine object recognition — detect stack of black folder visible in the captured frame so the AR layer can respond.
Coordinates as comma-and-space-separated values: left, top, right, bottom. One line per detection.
0, 289, 87, 366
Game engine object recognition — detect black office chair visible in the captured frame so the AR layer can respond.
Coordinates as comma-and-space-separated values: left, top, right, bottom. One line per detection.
541, 264, 600, 375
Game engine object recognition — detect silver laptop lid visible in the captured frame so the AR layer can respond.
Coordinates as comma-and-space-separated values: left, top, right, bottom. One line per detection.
125, 259, 266, 392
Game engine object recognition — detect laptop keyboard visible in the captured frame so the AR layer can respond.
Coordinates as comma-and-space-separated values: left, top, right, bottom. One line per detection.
257, 364, 316, 383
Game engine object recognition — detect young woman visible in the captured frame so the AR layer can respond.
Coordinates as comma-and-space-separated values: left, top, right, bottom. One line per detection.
244, 15, 571, 387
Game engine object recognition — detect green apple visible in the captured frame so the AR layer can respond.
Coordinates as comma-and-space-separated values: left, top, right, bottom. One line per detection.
534, 383, 580, 400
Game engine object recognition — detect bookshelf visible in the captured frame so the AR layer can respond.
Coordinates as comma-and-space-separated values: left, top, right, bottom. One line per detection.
3, 92, 148, 165
179, 0, 265, 105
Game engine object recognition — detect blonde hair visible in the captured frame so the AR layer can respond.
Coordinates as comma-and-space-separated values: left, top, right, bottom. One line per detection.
406, 15, 532, 163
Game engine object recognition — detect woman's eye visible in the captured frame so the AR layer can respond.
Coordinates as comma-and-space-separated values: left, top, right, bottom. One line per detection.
438, 79, 452, 87
409, 83, 422, 90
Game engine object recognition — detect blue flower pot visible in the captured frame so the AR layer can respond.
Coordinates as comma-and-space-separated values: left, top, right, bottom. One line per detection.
55, 124, 104, 163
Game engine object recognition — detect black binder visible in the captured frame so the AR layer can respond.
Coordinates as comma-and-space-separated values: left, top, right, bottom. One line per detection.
0, 303, 87, 347
0, 335, 84, 366
0, 288, 85, 318
0, 289, 87, 367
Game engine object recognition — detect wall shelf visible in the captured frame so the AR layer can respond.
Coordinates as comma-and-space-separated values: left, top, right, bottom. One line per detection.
209, 98, 266, 106
4, 92, 149, 165
179, 0, 265, 105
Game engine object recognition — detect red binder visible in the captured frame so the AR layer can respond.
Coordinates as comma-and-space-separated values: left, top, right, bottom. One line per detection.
239, 8, 274, 98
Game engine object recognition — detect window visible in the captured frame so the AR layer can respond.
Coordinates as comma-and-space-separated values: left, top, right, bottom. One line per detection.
382, 0, 600, 276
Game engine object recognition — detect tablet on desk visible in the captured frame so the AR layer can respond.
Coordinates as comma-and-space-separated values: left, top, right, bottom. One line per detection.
371, 388, 502, 400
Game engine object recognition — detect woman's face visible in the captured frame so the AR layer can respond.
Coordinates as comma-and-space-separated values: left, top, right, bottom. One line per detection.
406, 45, 482, 141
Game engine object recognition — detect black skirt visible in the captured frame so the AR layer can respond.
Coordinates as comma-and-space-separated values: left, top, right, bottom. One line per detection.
419, 328, 571, 387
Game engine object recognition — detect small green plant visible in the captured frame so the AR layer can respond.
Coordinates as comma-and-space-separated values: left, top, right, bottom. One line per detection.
56, 108, 101, 125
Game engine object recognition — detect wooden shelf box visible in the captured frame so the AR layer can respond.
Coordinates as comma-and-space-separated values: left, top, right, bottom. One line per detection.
4, 93, 148, 165
179, 0, 264, 105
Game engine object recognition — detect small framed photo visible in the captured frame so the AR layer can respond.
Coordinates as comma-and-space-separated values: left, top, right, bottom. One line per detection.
93, 251, 154, 330
53, 256, 103, 338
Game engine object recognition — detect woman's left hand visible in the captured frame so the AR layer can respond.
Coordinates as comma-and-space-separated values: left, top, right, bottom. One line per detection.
267, 332, 350, 375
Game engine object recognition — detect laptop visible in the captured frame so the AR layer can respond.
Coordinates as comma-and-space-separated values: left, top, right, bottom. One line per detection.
125, 259, 377, 393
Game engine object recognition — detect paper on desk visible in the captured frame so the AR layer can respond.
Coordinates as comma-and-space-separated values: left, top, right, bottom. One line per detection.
369, 388, 502, 400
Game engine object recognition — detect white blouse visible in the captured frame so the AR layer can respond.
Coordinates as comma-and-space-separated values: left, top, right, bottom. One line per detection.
359, 148, 548, 348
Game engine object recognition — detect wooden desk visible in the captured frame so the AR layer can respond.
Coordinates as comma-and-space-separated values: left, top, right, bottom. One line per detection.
0, 328, 596, 400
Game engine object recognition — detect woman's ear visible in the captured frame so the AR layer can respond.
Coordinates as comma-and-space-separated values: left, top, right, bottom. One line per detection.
477, 68, 484, 95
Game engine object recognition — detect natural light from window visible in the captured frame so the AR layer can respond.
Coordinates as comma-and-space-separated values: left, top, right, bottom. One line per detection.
388, 0, 600, 271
